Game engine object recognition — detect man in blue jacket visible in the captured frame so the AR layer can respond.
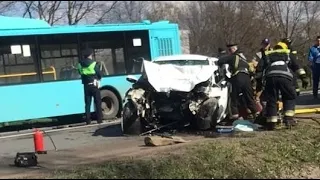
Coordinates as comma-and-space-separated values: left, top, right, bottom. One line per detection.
308, 36, 320, 99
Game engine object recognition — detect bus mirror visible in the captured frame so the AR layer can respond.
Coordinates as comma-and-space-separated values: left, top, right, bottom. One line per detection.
126, 75, 138, 84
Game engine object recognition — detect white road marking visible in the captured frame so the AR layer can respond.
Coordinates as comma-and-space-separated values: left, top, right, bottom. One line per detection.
0, 120, 120, 140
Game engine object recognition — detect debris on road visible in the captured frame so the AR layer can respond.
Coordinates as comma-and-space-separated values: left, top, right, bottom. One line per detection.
144, 135, 189, 147
232, 120, 260, 132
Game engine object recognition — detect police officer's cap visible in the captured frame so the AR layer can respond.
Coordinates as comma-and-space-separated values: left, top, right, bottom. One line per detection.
218, 47, 226, 53
226, 43, 238, 48
261, 38, 270, 45
82, 48, 94, 58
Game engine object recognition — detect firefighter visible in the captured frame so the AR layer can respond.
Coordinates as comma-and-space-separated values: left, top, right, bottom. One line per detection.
78, 48, 103, 125
281, 38, 301, 96
257, 42, 308, 130
217, 43, 258, 122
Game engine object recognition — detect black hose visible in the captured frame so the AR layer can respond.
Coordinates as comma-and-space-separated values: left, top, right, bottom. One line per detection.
42, 130, 58, 151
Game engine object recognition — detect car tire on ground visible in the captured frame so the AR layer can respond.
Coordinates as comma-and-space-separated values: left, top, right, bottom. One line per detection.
100, 89, 119, 120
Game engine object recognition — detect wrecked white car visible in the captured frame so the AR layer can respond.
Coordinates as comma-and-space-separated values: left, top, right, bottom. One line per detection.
121, 54, 231, 135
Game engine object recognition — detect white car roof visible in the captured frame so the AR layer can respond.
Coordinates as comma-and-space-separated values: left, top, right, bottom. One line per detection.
154, 54, 210, 62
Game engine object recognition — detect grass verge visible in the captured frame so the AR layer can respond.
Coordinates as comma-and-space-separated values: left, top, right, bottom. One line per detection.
50, 120, 320, 179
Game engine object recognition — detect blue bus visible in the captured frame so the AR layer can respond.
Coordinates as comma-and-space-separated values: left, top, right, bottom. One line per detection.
0, 16, 182, 125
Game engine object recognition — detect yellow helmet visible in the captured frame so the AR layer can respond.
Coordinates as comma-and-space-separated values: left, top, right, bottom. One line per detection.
276, 42, 288, 49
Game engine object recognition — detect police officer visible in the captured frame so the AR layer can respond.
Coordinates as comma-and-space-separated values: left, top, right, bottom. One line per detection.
217, 47, 227, 57
78, 48, 103, 125
280, 38, 301, 96
218, 43, 258, 121
257, 42, 308, 130
255, 38, 272, 104
256, 38, 272, 62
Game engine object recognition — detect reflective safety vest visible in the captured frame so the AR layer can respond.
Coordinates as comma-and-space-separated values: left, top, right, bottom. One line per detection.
263, 49, 293, 79
232, 53, 250, 76
77, 62, 97, 76
264, 48, 291, 56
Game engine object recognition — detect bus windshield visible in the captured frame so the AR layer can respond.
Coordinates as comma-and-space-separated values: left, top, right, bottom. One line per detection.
154, 60, 209, 66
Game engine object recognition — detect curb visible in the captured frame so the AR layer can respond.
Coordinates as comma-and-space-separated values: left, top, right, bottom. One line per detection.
0, 120, 120, 140
295, 108, 320, 114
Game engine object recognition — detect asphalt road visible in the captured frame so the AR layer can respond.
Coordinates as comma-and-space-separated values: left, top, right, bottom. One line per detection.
0, 90, 319, 178
0, 90, 318, 156
0, 122, 202, 178
0, 122, 139, 177
296, 90, 320, 109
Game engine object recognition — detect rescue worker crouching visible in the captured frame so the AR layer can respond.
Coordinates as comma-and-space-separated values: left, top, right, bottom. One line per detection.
259, 42, 308, 130
217, 43, 258, 122
78, 48, 103, 125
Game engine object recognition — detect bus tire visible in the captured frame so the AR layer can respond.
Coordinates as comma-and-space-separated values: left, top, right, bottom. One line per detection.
100, 89, 119, 120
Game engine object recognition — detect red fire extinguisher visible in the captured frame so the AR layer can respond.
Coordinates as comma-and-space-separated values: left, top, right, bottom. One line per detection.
33, 129, 47, 154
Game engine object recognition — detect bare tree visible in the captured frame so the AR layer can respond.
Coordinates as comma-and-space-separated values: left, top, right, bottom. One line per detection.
180, 1, 268, 56
20, 1, 63, 25
15, 1, 118, 25
65, 1, 96, 25
257, 1, 320, 44
93, 1, 118, 24
255, 1, 320, 65
111, 1, 150, 23
21, 1, 33, 18
0, 1, 16, 15
145, 1, 182, 23
180, 1, 214, 55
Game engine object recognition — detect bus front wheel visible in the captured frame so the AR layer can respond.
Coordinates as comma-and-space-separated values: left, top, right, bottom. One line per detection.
100, 89, 119, 120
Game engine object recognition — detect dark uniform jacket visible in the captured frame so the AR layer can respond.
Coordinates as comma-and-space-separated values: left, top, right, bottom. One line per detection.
255, 49, 302, 81
217, 49, 250, 77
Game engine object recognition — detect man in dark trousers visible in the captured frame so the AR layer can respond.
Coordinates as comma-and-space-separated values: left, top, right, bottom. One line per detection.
78, 48, 103, 125
256, 42, 308, 130
308, 36, 320, 99
217, 43, 258, 122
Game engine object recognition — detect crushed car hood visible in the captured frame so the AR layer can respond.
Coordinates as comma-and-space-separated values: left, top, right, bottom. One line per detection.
143, 60, 215, 92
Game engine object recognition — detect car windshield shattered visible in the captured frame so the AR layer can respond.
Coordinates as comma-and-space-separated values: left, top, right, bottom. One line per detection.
154, 59, 210, 66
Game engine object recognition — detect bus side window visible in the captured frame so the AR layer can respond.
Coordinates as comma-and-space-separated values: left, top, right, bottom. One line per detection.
38, 34, 79, 82
80, 32, 126, 76
0, 36, 39, 85
124, 31, 151, 75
